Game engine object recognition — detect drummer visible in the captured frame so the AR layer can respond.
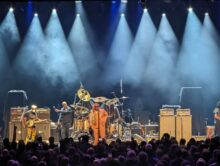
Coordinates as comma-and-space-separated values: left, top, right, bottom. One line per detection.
89, 102, 108, 145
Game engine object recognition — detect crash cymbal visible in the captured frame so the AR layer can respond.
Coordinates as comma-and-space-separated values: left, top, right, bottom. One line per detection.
93, 96, 108, 103
77, 88, 90, 101
105, 98, 119, 106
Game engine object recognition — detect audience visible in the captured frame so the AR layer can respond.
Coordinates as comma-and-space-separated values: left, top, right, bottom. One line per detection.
0, 134, 220, 166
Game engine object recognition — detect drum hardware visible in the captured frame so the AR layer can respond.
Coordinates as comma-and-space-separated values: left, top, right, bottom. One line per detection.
105, 98, 119, 106
71, 86, 131, 141
92, 96, 109, 103
70, 105, 89, 117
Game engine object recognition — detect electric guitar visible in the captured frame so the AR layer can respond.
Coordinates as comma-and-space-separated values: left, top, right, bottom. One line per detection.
26, 118, 49, 127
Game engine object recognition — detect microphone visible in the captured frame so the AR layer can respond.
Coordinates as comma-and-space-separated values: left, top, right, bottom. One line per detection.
80, 81, 84, 89
120, 79, 123, 94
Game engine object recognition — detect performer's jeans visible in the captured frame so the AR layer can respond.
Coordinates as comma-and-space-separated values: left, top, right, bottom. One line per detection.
26, 127, 36, 143
61, 122, 71, 139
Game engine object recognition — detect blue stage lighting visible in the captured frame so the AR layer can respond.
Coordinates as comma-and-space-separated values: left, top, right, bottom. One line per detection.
52, 8, 57, 14
9, 7, 14, 12
188, 7, 193, 12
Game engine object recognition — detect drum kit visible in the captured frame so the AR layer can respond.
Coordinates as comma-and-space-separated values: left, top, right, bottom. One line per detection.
70, 86, 130, 140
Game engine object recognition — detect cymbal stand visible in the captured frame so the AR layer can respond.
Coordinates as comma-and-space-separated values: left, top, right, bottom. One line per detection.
120, 98, 126, 139
73, 93, 77, 133
107, 104, 111, 138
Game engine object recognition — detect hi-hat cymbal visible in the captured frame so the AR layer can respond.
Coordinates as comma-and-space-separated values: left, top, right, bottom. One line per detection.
105, 98, 119, 106
77, 88, 90, 101
70, 104, 88, 110
71, 105, 89, 115
93, 96, 108, 103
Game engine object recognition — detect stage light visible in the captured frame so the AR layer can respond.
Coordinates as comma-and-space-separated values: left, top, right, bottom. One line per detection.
31, 105, 37, 109
162, 13, 166, 17
144, 8, 147, 13
75, 0, 82, 3
76, 13, 80, 17
121, 13, 125, 17
34, 13, 38, 17
9, 7, 14, 12
121, 0, 128, 3
52, 8, 57, 14
188, 7, 193, 12
205, 12, 209, 16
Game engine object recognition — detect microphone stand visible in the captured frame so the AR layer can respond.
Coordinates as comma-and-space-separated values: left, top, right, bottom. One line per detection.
98, 108, 100, 141
73, 93, 77, 134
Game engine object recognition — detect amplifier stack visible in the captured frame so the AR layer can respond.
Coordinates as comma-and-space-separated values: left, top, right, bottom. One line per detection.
159, 108, 192, 142
159, 109, 175, 138
8, 107, 51, 142
9, 107, 27, 142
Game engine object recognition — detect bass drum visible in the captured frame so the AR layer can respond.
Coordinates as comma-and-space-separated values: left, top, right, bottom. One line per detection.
74, 118, 89, 132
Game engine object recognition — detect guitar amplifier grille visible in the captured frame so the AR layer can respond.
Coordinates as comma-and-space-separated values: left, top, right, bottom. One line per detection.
145, 124, 159, 135
37, 108, 50, 119
10, 107, 27, 121
160, 109, 174, 116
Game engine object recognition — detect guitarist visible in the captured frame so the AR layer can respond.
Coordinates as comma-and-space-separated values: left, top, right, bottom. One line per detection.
21, 105, 39, 143
89, 102, 108, 145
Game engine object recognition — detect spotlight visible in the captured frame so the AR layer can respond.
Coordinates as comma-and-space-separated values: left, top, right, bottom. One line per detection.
34, 13, 38, 17
188, 7, 193, 12
121, 0, 128, 3
31, 105, 37, 109
205, 12, 209, 16
76, 13, 80, 17
52, 8, 57, 14
9, 7, 14, 12
75, 0, 82, 3
144, 8, 147, 13
162, 13, 166, 17
121, 13, 125, 17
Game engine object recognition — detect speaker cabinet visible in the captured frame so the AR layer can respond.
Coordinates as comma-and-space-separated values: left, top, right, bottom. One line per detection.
159, 115, 175, 139
35, 121, 51, 142
9, 121, 25, 142
10, 107, 27, 121
51, 128, 59, 143
37, 108, 50, 120
175, 114, 192, 142
145, 124, 159, 136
